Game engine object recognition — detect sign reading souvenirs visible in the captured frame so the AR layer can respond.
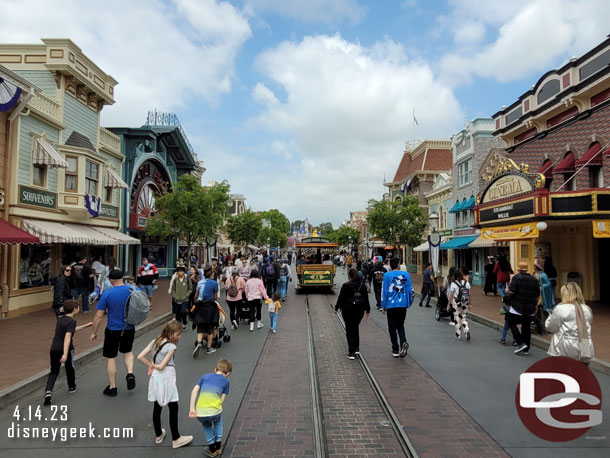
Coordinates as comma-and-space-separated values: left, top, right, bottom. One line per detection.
19, 185, 56, 209
99, 204, 118, 219
479, 199, 535, 223
478, 159, 544, 205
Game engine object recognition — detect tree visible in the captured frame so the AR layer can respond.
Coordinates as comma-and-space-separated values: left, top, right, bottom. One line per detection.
146, 174, 231, 266
226, 209, 261, 249
366, 196, 427, 260
318, 222, 334, 236
329, 225, 360, 249
258, 209, 290, 248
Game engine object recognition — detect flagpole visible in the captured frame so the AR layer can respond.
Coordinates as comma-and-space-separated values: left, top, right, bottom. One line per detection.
412, 108, 415, 141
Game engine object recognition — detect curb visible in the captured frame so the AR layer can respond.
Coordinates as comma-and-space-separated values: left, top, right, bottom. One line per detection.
0, 312, 172, 409
414, 293, 610, 377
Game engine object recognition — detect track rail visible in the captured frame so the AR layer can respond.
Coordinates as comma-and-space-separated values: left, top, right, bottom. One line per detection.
322, 295, 420, 458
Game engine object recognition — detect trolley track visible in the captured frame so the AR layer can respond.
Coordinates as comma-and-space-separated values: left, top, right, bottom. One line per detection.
304, 291, 419, 458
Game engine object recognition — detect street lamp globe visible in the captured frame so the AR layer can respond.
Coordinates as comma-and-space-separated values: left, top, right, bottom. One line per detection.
428, 212, 439, 232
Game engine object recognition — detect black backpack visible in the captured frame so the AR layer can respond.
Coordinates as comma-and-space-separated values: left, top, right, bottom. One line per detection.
351, 281, 366, 309
453, 280, 470, 305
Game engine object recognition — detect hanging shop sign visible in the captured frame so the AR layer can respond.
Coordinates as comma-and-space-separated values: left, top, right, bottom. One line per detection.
480, 222, 539, 240
592, 220, 610, 238
478, 159, 544, 205
19, 185, 57, 209
479, 198, 535, 223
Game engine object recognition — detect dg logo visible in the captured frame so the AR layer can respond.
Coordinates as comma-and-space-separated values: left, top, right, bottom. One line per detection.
516, 356, 602, 441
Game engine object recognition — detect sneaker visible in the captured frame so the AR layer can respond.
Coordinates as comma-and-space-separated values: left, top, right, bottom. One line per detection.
425, 304, 432, 308
354, 350, 360, 355
44, 391, 52, 405
419, 303, 423, 307
346, 353, 356, 360
455, 332, 461, 340
206, 347, 216, 355
103, 385, 117, 397
466, 331, 471, 342
257, 321, 264, 329
193, 342, 203, 359
391, 352, 400, 358
155, 428, 166, 444
68, 386, 77, 393
514, 343, 528, 354
204, 449, 220, 457
182, 324, 187, 331
172, 435, 193, 449
83, 310, 90, 314
126, 373, 136, 390
512, 341, 518, 346
232, 320, 238, 329
522, 350, 529, 355
272, 329, 276, 333
399, 342, 409, 358
499, 339, 506, 344
449, 321, 456, 326
250, 322, 254, 332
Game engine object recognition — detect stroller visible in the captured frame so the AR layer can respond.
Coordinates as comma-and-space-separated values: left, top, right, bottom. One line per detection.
239, 301, 251, 324
193, 302, 231, 348
435, 285, 453, 321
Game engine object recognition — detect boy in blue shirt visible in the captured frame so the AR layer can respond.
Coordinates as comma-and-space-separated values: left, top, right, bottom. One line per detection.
381, 258, 414, 358
189, 359, 232, 457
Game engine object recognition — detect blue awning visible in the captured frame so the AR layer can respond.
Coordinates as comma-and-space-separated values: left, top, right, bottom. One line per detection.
448, 200, 461, 213
461, 196, 475, 211
440, 235, 478, 250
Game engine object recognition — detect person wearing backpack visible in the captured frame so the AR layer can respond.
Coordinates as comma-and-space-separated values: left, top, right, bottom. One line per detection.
171, 265, 193, 330
447, 268, 472, 341
278, 259, 292, 302
369, 260, 386, 311
335, 269, 370, 360
91, 269, 145, 397
263, 259, 277, 297
224, 267, 245, 329
381, 258, 414, 358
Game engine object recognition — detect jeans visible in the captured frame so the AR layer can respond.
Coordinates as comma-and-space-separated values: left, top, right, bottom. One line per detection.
419, 283, 433, 307
45, 349, 75, 392
269, 312, 278, 331
71, 288, 89, 312
140, 284, 154, 297
497, 282, 507, 297
508, 312, 532, 349
386, 307, 407, 353
278, 276, 288, 298
501, 317, 510, 341
198, 414, 223, 445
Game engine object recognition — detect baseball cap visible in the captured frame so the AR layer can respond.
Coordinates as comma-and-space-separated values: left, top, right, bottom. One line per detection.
108, 269, 124, 280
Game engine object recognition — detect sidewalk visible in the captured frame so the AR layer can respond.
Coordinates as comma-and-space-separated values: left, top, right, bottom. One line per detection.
409, 273, 610, 365
0, 279, 173, 391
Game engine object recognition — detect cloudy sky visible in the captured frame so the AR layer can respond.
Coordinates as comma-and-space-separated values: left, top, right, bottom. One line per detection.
2, 0, 609, 227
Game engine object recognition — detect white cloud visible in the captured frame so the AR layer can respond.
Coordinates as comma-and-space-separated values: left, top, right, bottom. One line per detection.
0, 0, 251, 126
244, 34, 463, 224
439, 0, 610, 86
244, 0, 366, 25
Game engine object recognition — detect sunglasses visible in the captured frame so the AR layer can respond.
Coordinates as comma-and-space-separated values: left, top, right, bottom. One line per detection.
65, 269, 72, 272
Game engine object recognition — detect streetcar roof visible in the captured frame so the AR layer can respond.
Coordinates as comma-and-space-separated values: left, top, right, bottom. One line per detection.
295, 243, 338, 248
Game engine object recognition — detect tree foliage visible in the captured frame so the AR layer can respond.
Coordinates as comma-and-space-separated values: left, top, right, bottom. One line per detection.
258, 209, 290, 248
226, 209, 261, 249
318, 222, 334, 236
366, 196, 427, 258
329, 225, 360, 249
146, 174, 231, 263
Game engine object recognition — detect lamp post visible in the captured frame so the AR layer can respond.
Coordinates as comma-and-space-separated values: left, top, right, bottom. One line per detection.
428, 212, 439, 233
428, 212, 441, 276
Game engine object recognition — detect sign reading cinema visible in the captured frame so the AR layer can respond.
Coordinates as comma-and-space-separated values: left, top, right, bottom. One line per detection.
482, 175, 533, 203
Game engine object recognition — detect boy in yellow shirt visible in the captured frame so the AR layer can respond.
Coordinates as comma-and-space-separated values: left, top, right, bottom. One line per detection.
265, 292, 282, 334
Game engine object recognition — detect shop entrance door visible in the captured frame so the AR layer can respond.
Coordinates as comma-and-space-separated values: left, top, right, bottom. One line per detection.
598, 238, 610, 303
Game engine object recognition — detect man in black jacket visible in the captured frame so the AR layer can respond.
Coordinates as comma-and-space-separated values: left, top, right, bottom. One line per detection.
369, 260, 386, 311
505, 261, 540, 355
335, 268, 371, 359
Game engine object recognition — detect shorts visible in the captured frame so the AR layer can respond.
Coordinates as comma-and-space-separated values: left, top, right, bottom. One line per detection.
103, 328, 136, 358
196, 323, 217, 334
140, 284, 154, 297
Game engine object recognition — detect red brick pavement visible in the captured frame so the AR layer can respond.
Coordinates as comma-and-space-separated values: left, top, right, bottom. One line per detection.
308, 294, 406, 458
223, 294, 315, 457
0, 280, 173, 390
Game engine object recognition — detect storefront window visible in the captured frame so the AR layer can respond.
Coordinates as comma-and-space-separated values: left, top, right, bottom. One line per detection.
19, 245, 52, 289
142, 244, 167, 268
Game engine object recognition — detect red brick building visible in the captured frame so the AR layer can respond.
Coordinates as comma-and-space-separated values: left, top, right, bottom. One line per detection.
476, 36, 610, 302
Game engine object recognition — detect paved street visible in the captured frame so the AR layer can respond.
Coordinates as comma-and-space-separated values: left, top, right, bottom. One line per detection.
1, 269, 609, 457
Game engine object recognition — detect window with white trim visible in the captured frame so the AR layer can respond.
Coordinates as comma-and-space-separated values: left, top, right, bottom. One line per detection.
85, 160, 99, 195
33, 164, 47, 187
458, 160, 472, 186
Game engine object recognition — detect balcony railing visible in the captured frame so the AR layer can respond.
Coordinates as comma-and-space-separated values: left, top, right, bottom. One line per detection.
28, 93, 61, 123
99, 127, 121, 154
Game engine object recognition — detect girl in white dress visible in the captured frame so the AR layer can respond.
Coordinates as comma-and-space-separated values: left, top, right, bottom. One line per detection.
138, 321, 193, 449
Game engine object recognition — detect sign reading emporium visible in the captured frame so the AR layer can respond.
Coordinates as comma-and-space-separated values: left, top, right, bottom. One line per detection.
19, 186, 57, 209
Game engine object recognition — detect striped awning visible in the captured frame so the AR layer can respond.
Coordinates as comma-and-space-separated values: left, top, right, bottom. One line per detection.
413, 241, 429, 252
32, 137, 68, 168
91, 226, 141, 245
468, 236, 497, 248
22, 219, 140, 245
105, 166, 128, 189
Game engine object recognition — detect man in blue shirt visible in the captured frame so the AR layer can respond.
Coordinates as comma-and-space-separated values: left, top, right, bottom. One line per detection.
381, 258, 414, 358
193, 266, 219, 358
91, 269, 139, 397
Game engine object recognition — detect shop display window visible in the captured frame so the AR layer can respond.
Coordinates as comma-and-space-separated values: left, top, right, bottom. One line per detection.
19, 245, 52, 289
142, 244, 167, 268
